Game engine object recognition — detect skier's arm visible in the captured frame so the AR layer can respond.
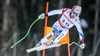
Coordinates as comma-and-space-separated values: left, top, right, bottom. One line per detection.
38, 8, 68, 19
75, 20, 84, 44
47, 9, 63, 16
48, 8, 68, 16
75, 20, 85, 49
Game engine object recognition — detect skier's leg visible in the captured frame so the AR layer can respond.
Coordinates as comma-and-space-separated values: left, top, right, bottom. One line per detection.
36, 21, 59, 46
36, 32, 54, 46
36, 27, 59, 46
40, 32, 54, 43
53, 29, 69, 43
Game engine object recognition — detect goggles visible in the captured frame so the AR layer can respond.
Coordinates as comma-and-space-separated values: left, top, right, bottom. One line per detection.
72, 11, 79, 16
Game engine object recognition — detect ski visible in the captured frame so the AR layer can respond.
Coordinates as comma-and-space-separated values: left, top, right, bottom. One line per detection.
37, 43, 61, 51
26, 43, 61, 53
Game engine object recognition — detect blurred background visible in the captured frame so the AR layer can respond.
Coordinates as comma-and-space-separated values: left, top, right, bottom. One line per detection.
0, 0, 100, 56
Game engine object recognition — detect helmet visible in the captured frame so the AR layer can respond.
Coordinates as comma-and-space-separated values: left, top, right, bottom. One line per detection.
72, 5, 82, 16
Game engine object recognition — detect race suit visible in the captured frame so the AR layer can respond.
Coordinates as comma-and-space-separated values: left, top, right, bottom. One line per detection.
40, 8, 84, 44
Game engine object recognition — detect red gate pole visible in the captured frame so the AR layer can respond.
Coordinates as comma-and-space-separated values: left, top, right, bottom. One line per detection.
42, 2, 49, 56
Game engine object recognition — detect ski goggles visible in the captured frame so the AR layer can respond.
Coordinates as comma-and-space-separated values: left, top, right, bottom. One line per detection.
72, 11, 79, 16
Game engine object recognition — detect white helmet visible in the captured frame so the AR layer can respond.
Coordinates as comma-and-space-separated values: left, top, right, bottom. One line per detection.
72, 5, 82, 16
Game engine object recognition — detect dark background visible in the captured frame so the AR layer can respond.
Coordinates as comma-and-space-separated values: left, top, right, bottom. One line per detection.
0, 0, 100, 56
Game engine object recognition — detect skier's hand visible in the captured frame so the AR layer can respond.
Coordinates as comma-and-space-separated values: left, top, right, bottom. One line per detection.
80, 43, 85, 49
38, 13, 46, 19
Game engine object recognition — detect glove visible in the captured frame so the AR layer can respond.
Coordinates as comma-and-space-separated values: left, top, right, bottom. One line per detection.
38, 13, 48, 19
80, 43, 85, 49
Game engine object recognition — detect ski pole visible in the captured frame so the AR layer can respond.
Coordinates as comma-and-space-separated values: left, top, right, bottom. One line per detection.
70, 42, 85, 49
70, 42, 80, 47
11, 18, 40, 48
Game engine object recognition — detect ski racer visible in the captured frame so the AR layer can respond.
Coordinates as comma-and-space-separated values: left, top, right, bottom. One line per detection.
37, 5, 85, 49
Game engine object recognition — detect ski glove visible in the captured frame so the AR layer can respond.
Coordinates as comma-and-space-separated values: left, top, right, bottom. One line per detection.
80, 43, 85, 49
38, 13, 48, 19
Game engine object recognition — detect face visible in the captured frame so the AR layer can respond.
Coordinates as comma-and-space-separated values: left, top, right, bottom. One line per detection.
71, 11, 79, 18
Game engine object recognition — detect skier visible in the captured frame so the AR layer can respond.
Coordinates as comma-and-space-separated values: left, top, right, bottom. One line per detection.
37, 5, 85, 49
